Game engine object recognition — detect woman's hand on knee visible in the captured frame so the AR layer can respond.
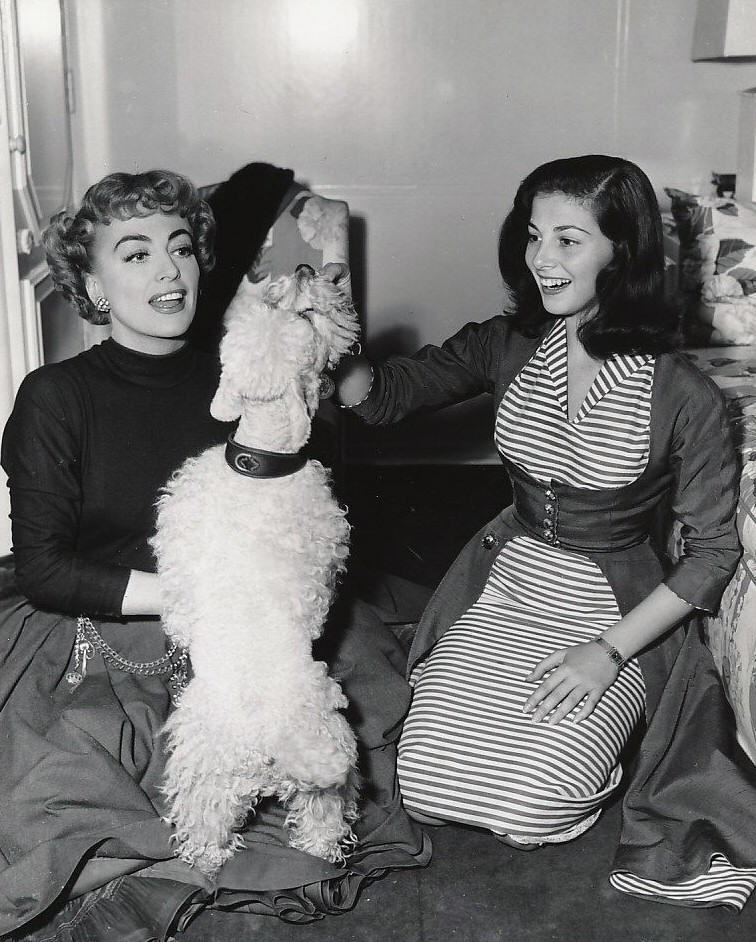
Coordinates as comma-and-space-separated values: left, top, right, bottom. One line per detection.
523, 642, 618, 725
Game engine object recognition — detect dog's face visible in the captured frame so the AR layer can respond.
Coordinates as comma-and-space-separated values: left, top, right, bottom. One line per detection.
266, 266, 359, 371
210, 268, 360, 424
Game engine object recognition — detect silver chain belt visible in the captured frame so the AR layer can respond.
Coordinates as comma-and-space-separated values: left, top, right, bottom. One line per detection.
66, 615, 189, 705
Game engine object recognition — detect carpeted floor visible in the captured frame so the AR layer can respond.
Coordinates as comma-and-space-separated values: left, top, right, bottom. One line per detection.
182, 463, 756, 942
184, 800, 756, 942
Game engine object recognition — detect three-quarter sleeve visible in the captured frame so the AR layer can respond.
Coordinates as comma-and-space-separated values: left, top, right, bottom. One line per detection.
351, 317, 504, 425
662, 370, 742, 613
1, 369, 130, 616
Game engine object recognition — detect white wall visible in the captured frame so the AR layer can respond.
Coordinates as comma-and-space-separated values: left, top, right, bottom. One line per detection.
68, 0, 756, 353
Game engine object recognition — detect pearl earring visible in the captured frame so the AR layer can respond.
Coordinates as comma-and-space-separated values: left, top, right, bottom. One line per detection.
95, 297, 111, 314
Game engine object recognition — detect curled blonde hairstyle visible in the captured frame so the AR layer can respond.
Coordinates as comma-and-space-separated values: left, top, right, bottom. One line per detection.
42, 169, 216, 324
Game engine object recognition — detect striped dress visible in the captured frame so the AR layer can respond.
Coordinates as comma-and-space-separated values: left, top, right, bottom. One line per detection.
397, 319, 756, 908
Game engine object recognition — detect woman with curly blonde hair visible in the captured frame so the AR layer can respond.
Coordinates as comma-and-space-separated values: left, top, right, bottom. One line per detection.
0, 169, 429, 941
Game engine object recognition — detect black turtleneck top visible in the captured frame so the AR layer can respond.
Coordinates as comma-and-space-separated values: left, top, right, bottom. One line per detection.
1, 339, 236, 616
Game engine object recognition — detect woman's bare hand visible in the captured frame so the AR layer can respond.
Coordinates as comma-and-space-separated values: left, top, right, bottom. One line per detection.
523, 641, 619, 724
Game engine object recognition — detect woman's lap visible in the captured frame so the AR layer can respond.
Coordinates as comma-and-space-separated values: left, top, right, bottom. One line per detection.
0, 573, 432, 936
398, 601, 646, 839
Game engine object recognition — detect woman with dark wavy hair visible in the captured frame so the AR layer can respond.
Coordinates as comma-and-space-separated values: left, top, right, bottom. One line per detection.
498, 155, 679, 356
334, 154, 756, 909
0, 170, 429, 941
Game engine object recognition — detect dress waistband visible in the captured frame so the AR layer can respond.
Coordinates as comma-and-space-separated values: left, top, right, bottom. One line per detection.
508, 465, 654, 553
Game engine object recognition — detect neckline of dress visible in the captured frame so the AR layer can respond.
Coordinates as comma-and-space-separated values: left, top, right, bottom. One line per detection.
97, 337, 199, 389
542, 320, 653, 425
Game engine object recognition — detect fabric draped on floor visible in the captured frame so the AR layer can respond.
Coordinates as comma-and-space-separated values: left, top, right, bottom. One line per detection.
0, 569, 431, 940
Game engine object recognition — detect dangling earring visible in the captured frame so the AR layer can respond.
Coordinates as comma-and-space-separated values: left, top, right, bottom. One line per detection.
95, 297, 111, 314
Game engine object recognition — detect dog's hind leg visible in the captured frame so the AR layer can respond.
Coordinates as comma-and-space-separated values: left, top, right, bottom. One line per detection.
161, 694, 259, 876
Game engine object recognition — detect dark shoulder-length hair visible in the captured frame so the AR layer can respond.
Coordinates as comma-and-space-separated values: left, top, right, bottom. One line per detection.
42, 169, 216, 324
498, 155, 679, 357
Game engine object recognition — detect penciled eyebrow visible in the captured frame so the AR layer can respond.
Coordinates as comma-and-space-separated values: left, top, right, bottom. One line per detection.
112, 228, 192, 251
528, 222, 591, 235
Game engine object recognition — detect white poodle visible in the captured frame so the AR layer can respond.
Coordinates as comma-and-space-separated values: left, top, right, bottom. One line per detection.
150, 265, 361, 877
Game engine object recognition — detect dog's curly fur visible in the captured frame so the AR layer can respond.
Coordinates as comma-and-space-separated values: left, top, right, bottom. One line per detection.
150, 268, 361, 876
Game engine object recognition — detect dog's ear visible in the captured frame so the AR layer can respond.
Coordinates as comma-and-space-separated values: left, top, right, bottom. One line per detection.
210, 374, 243, 422
264, 274, 298, 310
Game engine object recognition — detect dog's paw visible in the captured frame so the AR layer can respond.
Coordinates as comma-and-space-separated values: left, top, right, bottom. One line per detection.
170, 831, 244, 877
284, 788, 358, 865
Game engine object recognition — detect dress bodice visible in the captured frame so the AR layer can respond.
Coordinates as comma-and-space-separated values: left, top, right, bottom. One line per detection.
496, 319, 655, 490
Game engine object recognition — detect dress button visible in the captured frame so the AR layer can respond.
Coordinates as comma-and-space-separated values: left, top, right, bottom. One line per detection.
545, 488, 556, 501
544, 504, 554, 516
482, 533, 499, 549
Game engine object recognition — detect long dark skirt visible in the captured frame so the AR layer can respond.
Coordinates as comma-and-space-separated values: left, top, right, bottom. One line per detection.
0, 568, 432, 941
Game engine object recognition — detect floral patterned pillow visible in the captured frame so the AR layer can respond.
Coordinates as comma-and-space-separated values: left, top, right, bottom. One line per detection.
666, 189, 756, 344
246, 189, 349, 294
